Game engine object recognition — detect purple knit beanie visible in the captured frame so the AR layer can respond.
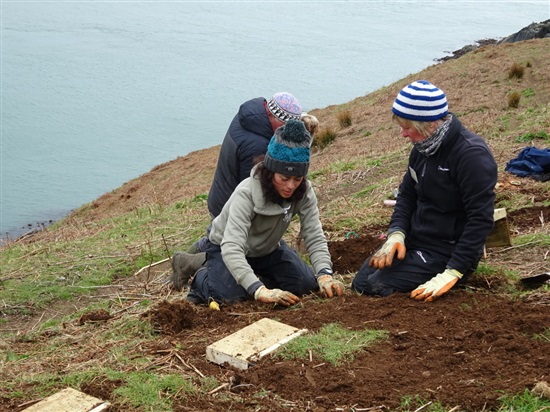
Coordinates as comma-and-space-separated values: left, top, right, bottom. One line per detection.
267, 92, 302, 122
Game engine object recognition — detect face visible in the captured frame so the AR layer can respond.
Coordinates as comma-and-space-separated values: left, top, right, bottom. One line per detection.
398, 123, 427, 144
268, 112, 285, 133
272, 173, 304, 198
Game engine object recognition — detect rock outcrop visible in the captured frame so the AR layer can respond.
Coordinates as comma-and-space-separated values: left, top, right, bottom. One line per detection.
499, 19, 550, 43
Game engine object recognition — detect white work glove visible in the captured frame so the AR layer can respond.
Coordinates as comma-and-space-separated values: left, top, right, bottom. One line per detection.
254, 286, 301, 306
369, 231, 406, 269
410, 268, 463, 302
317, 275, 345, 298
301, 113, 319, 137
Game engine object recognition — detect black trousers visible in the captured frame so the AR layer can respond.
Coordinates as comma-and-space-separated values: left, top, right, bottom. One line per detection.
351, 248, 453, 297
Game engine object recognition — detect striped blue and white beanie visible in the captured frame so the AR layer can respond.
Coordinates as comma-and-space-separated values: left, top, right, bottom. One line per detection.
264, 119, 311, 176
392, 80, 448, 121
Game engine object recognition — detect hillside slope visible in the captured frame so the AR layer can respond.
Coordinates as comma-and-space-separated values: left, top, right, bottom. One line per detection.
60, 39, 550, 230
1, 38, 549, 412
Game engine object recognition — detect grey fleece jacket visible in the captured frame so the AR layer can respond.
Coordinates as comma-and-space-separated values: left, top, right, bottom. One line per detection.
208, 169, 332, 293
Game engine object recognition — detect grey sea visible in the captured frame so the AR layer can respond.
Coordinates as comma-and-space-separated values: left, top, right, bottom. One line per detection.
1, 0, 548, 241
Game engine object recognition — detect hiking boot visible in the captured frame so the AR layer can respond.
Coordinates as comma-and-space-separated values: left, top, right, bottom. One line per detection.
167, 252, 206, 291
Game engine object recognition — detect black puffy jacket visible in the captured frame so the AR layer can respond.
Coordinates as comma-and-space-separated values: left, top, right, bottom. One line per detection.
207, 97, 273, 217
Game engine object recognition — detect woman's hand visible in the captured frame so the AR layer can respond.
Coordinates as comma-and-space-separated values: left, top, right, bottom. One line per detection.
254, 286, 301, 306
317, 275, 345, 298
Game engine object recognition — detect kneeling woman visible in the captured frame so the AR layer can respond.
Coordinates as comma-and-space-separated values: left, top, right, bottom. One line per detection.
187, 120, 344, 307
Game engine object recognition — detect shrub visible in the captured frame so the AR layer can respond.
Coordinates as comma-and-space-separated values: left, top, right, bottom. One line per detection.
508, 62, 524, 79
313, 128, 337, 149
337, 110, 352, 128
507, 91, 521, 108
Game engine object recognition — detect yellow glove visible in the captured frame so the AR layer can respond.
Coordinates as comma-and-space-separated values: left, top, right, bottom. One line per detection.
410, 268, 463, 302
369, 231, 406, 269
300, 113, 319, 137
317, 275, 345, 298
254, 286, 301, 306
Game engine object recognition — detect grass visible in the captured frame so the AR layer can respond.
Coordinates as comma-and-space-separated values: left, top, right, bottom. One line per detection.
515, 130, 550, 143
278, 323, 388, 366
498, 389, 550, 411
113, 372, 195, 411
0, 200, 210, 314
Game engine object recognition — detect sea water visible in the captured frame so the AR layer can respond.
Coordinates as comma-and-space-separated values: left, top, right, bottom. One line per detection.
1, 0, 548, 240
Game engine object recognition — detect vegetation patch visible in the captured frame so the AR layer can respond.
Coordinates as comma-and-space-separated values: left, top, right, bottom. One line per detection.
278, 323, 388, 366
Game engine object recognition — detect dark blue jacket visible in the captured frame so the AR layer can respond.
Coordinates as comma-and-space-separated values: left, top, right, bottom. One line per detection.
207, 97, 273, 217
389, 114, 497, 275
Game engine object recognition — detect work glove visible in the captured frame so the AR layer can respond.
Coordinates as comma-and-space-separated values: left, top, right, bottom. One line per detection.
410, 268, 463, 302
317, 275, 345, 298
369, 231, 406, 269
254, 286, 301, 306
301, 113, 319, 137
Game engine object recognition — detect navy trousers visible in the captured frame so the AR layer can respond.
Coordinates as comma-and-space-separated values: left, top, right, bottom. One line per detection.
188, 239, 318, 304
351, 248, 453, 297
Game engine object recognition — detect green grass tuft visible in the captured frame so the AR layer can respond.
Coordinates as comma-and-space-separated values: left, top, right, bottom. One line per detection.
515, 131, 550, 143
114, 372, 195, 411
278, 323, 388, 366
498, 388, 550, 411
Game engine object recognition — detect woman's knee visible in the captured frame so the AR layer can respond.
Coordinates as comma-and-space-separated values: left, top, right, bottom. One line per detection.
292, 275, 318, 296
352, 269, 395, 297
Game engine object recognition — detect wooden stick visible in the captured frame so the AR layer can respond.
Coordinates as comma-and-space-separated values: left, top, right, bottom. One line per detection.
487, 240, 543, 255
208, 383, 229, 395
134, 258, 170, 276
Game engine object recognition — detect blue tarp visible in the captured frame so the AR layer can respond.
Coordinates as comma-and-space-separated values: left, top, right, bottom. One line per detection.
505, 146, 550, 182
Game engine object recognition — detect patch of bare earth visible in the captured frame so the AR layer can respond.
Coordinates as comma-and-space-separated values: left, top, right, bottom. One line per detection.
36, 290, 550, 412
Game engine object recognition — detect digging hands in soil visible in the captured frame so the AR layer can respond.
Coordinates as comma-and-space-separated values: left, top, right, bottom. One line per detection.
317, 274, 345, 298
410, 268, 463, 301
369, 231, 406, 269
254, 286, 301, 306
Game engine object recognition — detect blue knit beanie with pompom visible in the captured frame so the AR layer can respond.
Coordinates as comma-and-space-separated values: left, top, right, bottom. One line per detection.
264, 119, 312, 176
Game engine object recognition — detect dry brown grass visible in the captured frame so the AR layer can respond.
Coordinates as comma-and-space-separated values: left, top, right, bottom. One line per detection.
508, 61, 525, 79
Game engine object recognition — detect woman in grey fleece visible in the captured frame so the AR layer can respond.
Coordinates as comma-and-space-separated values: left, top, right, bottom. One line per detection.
187, 120, 344, 307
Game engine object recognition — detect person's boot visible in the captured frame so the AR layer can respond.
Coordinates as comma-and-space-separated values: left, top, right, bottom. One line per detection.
186, 243, 199, 254
168, 252, 206, 291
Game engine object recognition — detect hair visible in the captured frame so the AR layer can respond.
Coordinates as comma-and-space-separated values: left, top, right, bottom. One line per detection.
253, 155, 307, 204
392, 113, 451, 137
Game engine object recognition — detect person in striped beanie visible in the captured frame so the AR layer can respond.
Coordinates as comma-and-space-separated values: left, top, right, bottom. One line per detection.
352, 80, 498, 302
